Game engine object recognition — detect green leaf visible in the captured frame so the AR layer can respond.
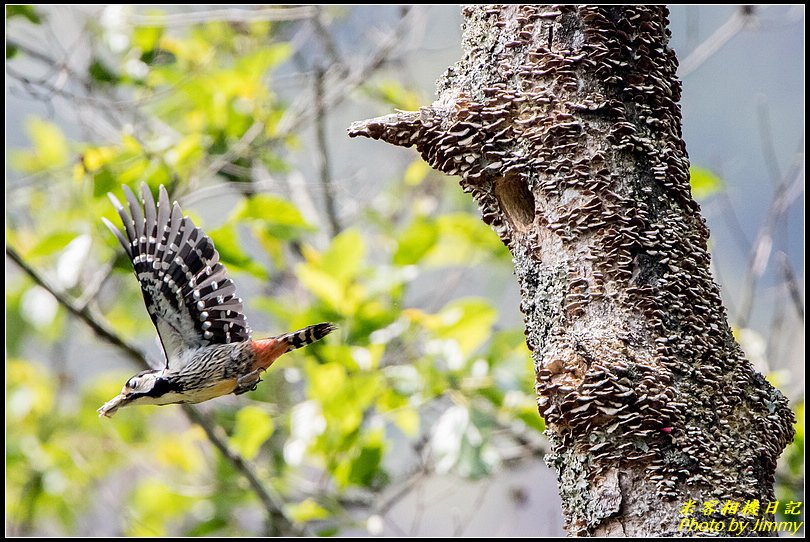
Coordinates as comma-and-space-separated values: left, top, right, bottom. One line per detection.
430, 298, 498, 356
7, 5, 41, 24
236, 44, 292, 77
306, 362, 382, 437
26, 232, 77, 259
230, 406, 274, 460
234, 194, 314, 240
403, 159, 431, 186
321, 228, 365, 283
133, 20, 163, 52
296, 264, 353, 313
419, 213, 509, 266
10, 118, 70, 173
155, 431, 205, 473
186, 517, 228, 537
167, 133, 204, 175
390, 407, 420, 437
347, 430, 385, 487
128, 478, 195, 536
394, 217, 438, 266
517, 408, 545, 434
7, 359, 57, 421
364, 79, 421, 110
7, 42, 18, 59
286, 498, 330, 523
81, 145, 117, 172
689, 166, 724, 200
307, 362, 346, 400
88, 58, 120, 84
91, 167, 119, 197
5, 289, 27, 357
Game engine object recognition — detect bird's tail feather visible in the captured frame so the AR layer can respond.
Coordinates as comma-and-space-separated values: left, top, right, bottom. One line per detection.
277, 322, 336, 352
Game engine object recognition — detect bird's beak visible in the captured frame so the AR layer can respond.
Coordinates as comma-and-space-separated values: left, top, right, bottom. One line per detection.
97, 392, 130, 418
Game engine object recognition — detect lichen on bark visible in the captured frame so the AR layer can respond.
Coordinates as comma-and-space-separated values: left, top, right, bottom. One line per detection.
349, 5, 794, 536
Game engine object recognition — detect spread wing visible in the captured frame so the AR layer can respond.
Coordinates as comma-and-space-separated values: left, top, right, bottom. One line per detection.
103, 183, 252, 366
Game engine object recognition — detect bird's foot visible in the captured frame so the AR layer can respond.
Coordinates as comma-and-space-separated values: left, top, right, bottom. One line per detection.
234, 370, 262, 395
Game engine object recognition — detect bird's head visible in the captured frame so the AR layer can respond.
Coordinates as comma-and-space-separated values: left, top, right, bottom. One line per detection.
97, 369, 169, 417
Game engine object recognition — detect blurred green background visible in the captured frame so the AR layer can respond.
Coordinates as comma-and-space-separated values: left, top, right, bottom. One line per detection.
5, 5, 804, 536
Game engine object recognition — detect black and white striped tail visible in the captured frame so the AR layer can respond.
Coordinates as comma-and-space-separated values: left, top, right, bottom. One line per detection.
278, 323, 336, 352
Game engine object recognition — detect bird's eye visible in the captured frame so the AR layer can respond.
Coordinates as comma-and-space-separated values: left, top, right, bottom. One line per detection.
128, 378, 140, 388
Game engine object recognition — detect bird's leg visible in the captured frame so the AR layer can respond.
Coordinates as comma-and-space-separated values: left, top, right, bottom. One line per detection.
234, 369, 263, 395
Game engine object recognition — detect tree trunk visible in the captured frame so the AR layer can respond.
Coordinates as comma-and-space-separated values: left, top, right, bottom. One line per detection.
349, 5, 794, 537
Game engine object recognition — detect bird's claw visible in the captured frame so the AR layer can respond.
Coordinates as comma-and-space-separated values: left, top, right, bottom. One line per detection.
234, 371, 262, 395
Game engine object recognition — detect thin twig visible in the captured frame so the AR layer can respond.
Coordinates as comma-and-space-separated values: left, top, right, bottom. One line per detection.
6, 40, 83, 86
7, 246, 147, 363
311, 7, 348, 77
75, 264, 114, 312
314, 67, 342, 237
187, 121, 264, 193
276, 6, 417, 136
717, 191, 753, 256
735, 160, 805, 327
756, 95, 783, 186
685, 6, 700, 52
678, 6, 758, 78
778, 252, 805, 323
377, 469, 428, 516
7, 52, 171, 143
453, 477, 493, 536
130, 6, 317, 27
179, 178, 274, 207
5, 245, 307, 536
9, 38, 196, 111
179, 406, 304, 536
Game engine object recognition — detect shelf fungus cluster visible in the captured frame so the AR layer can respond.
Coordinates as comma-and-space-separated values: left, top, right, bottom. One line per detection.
349, 5, 794, 534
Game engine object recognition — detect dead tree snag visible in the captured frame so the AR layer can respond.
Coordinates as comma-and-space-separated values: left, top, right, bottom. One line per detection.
349, 5, 793, 536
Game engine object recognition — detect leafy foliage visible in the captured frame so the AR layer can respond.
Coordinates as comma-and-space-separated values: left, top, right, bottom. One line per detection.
6, 7, 539, 536
6, 5, 42, 25
689, 166, 724, 200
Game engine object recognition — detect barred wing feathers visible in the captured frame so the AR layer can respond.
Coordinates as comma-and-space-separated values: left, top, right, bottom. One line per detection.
103, 184, 251, 364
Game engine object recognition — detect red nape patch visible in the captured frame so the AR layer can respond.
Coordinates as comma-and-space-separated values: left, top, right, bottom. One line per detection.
252, 338, 287, 370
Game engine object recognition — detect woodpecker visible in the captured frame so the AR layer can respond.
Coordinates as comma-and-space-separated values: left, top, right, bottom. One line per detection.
98, 183, 335, 417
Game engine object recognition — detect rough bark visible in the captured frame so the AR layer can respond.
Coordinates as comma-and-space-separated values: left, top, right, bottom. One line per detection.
349, 5, 794, 537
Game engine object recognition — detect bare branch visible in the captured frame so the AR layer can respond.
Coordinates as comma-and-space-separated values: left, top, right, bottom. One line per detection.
678, 6, 758, 77
186, 120, 264, 192
314, 67, 342, 237
5, 244, 307, 537
311, 7, 348, 76
735, 156, 805, 327
179, 406, 307, 536
276, 7, 418, 136
7, 246, 147, 363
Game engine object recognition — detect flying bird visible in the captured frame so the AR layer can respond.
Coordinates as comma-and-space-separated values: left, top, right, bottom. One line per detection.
98, 183, 335, 417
